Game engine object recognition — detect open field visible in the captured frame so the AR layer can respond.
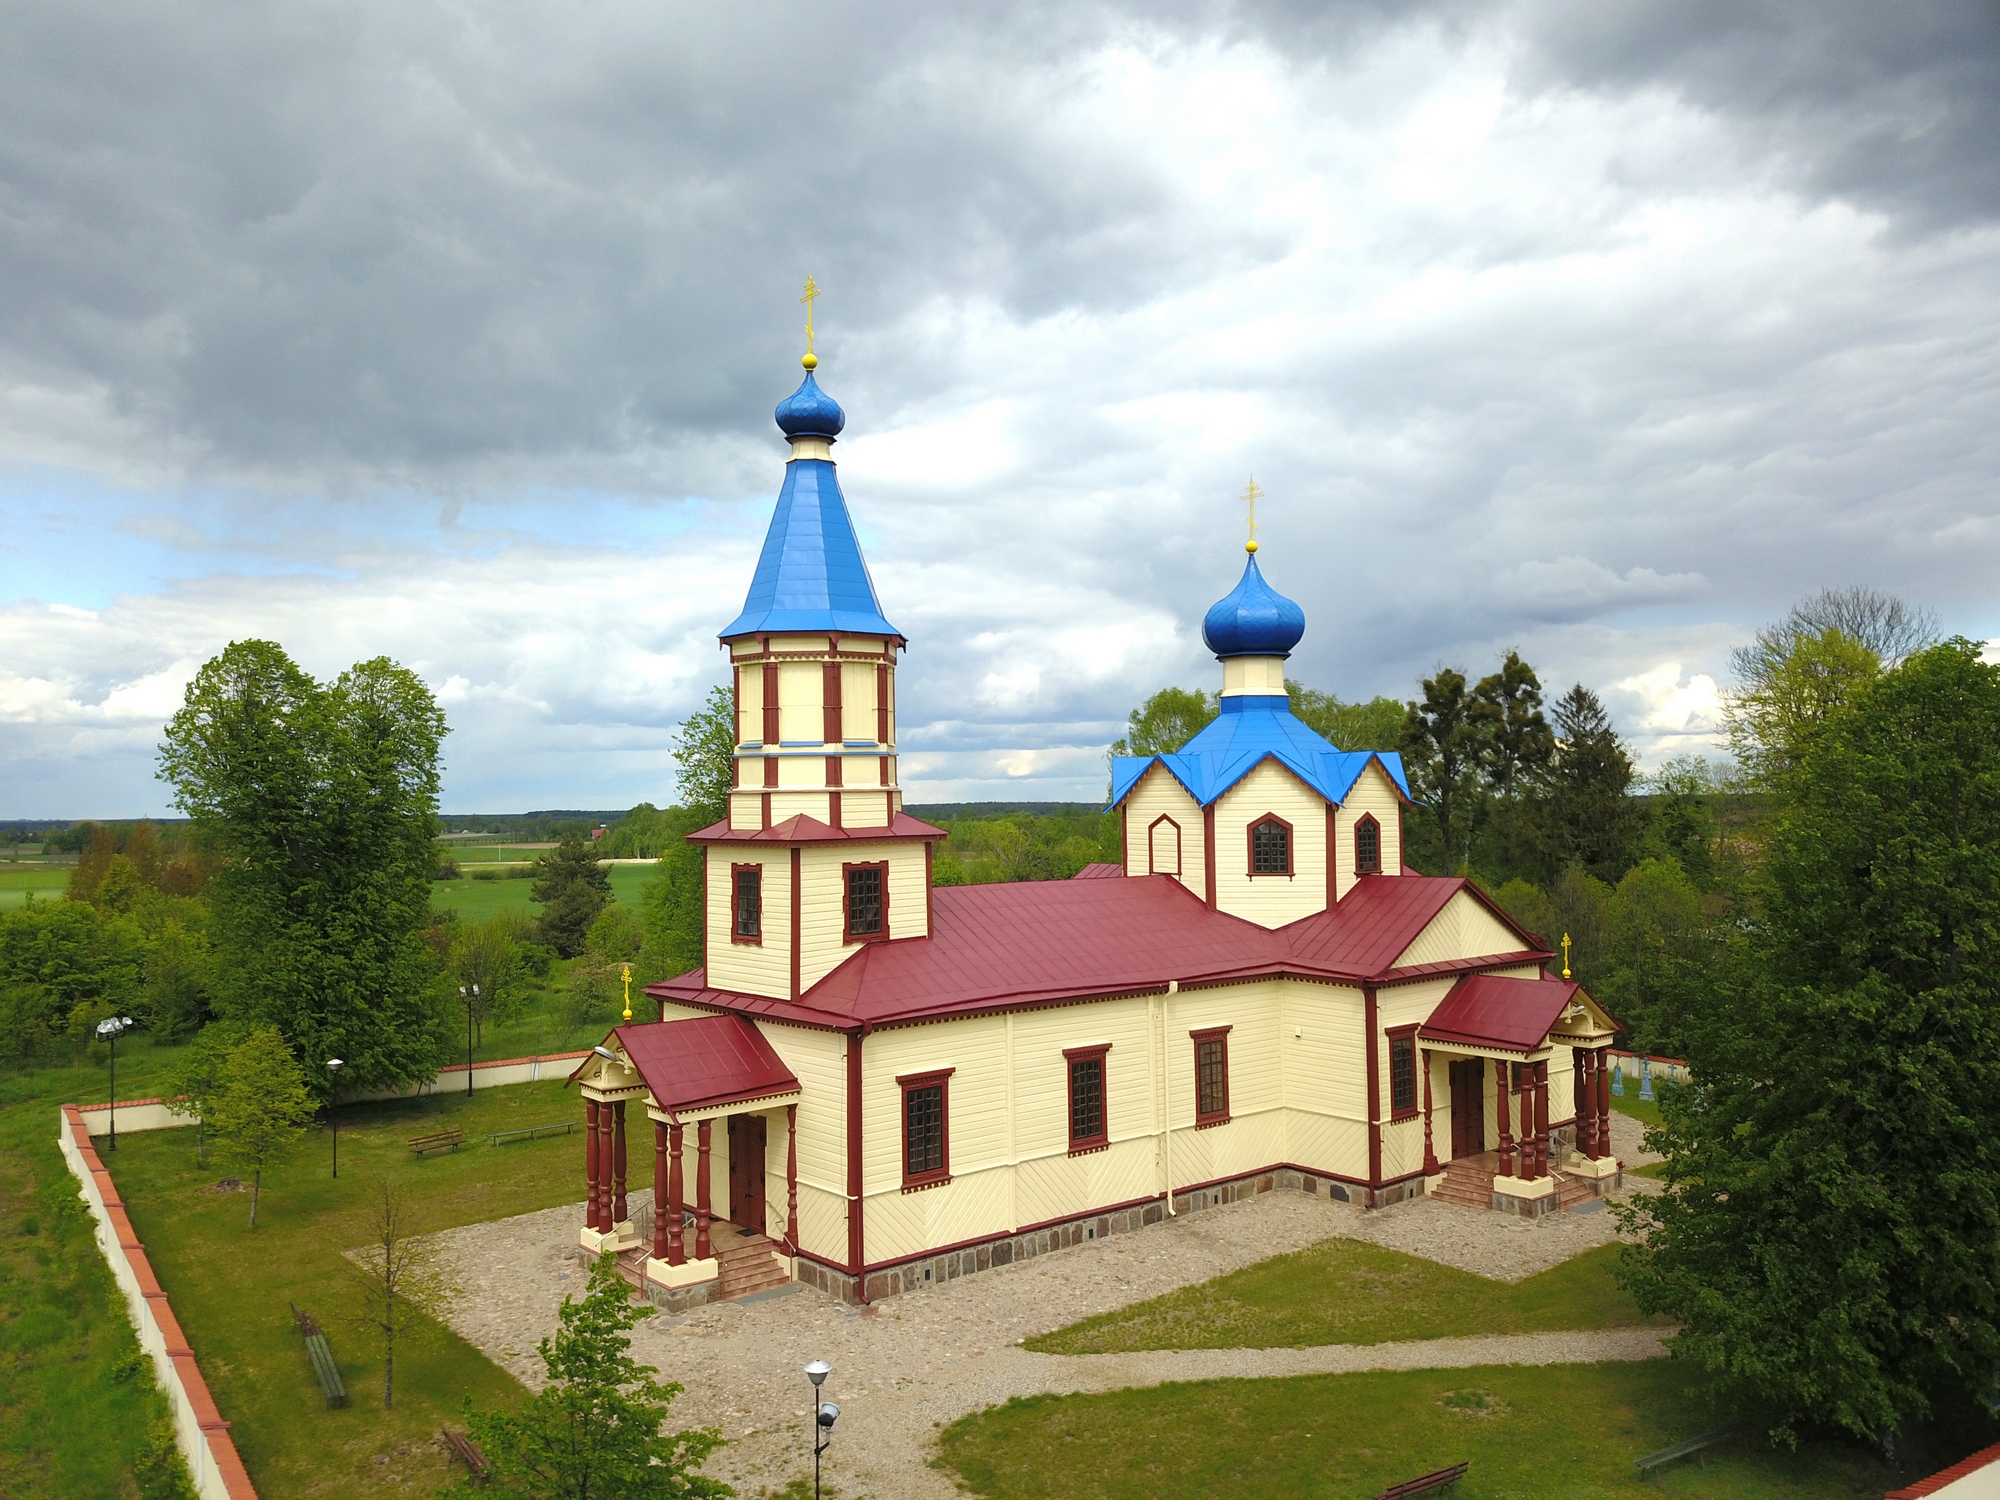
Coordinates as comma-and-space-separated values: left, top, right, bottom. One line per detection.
109, 1079, 592, 1498
1026, 1240, 1660, 1355
428, 861, 653, 923
937, 1361, 1900, 1500
0, 864, 71, 909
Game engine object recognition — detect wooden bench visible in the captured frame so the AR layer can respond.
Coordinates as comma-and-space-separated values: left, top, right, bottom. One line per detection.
408, 1128, 464, 1156
441, 1428, 490, 1486
290, 1303, 347, 1409
1636, 1420, 1748, 1476
488, 1121, 577, 1147
1375, 1461, 1468, 1498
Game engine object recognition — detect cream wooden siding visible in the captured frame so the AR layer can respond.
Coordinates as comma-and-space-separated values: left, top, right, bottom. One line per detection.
1377, 977, 1454, 1180
777, 661, 821, 744
1279, 979, 1372, 1183
1163, 982, 1286, 1190
768, 634, 828, 653
704, 851, 791, 1000
1220, 655, 1286, 696
1333, 761, 1404, 899
840, 662, 878, 742
1008, 1003, 1160, 1231
1212, 761, 1328, 928
737, 664, 764, 744
1394, 889, 1526, 968
797, 841, 929, 991
752, 1023, 849, 1265
1122, 766, 1204, 898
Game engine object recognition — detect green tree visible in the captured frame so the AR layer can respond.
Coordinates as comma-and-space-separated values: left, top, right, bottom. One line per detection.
459, 1253, 730, 1499
1109, 687, 1217, 758
157, 640, 448, 1099
1533, 685, 1641, 883
1492, 864, 1612, 988
532, 834, 613, 959
671, 686, 737, 827
1470, 651, 1554, 802
163, 1020, 248, 1166
1400, 667, 1489, 873
451, 912, 533, 1049
1619, 640, 2000, 1450
638, 808, 709, 985
1600, 858, 1710, 1055
0, 900, 141, 1062
205, 1025, 315, 1228
1286, 685, 1407, 751
348, 1183, 451, 1411
1725, 626, 1881, 787
1633, 755, 1723, 890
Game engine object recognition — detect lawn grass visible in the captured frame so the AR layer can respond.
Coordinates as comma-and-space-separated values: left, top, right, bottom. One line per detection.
1026, 1239, 1660, 1355
109, 1078, 597, 1497
936, 1361, 1902, 1499
428, 861, 653, 923
0, 865, 72, 909
0, 1038, 198, 1497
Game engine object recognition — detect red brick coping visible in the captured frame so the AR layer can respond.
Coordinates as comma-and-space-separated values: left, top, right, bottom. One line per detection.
57, 1103, 258, 1499
1885, 1441, 2000, 1498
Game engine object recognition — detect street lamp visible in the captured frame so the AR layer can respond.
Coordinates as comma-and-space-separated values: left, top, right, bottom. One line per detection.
95, 1016, 133, 1151
326, 1059, 344, 1178
803, 1360, 838, 1500
458, 983, 479, 1096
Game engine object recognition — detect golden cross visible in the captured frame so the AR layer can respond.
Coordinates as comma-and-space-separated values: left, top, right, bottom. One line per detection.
799, 276, 821, 367
1241, 478, 1262, 554
621, 962, 633, 1023
1561, 933, 1572, 981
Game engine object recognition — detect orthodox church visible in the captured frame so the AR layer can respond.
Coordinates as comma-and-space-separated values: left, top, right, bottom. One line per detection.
569, 345, 1622, 1307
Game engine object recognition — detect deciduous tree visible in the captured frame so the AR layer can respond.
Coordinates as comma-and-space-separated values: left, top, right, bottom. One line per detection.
205, 1025, 314, 1228
348, 1182, 452, 1411
670, 685, 738, 827
1109, 687, 1217, 759
1286, 684, 1407, 751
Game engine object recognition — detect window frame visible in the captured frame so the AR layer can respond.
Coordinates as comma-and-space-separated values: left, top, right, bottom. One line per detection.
730, 862, 763, 944
1354, 813, 1383, 876
1387, 1024, 1420, 1121
897, 1067, 953, 1191
1063, 1043, 1112, 1154
1147, 813, 1181, 876
842, 859, 890, 944
1191, 1025, 1232, 1128
1246, 812, 1295, 878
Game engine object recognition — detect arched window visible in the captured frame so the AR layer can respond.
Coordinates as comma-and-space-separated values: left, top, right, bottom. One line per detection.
1354, 814, 1382, 876
1148, 815, 1181, 876
1249, 815, 1292, 876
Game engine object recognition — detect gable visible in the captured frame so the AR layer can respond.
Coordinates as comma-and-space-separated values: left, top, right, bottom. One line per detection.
1393, 889, 1534, 969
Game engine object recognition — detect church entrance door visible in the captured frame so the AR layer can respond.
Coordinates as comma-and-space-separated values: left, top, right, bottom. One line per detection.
1448, 1060, 1485, 1159
727, 1113, 767, 1235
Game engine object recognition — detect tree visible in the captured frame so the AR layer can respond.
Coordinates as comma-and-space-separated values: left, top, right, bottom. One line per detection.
671, 686, 737, 827
157, 641, 448, 1100
1731, 585, 1936, 686
1399, 668, 1489, 873
1533, 685, 1640, 883
163, 1021, 247, 1166
1725, 626, 1881, 786
0, 900, 141, 1062
1619, 640, 2000, 1451
1634, 755, 1722, 890
348, 1183, 452, 1410
205, 1026, 315, 1228
638, 808, 709, 985
533, 834, 613, 959
1470, 651, 1554, 802
1109, 687, 1217, 758
451, 913, 533, 1049
459, 1253, 730, 1499
1600, 858, 1711, 1056
1286, 685, 1407, 751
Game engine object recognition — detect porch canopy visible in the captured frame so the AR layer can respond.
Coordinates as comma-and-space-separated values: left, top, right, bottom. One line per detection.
1419, 972, 1609, 1055
589, 1013, 801, 1117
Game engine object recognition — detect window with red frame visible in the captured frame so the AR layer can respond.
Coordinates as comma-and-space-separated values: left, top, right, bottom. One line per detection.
900, 1070, 951, 1187
1251, 817, 1291, 874
731, 864, 762, 940
1193, 1027, 1231, 1125
1388, 1027, 1418, 1118
1355, 814, 1382, 875
844, 861, 887, 941
1065, 1045, 1110, 1152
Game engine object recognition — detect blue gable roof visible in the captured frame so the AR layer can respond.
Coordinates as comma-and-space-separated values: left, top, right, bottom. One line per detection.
1109, 695, 1411, 811
718, 457, 901, 640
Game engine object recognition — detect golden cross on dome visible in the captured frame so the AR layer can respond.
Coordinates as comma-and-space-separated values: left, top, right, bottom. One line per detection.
1241, 478, 1263, 554
621, 962, 633, 1022
1561, 933, 1572, 981
799, 276, 821, 369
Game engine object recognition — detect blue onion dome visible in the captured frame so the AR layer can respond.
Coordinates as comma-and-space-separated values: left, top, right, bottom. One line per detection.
775, 371, 846, 438
1202, 554, 1306, 658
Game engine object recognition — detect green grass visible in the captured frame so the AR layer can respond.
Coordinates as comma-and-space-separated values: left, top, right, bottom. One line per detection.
1026, 1240, 1659, 1355
428, 862, 653, 922
110, 1078, 595, 1498
936, 1362, 1901, 1500
0, 865, 72, 909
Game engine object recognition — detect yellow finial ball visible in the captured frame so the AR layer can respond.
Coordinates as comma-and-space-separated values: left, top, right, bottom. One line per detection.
802, 350, 819, 370
1245, 539, 1259, 553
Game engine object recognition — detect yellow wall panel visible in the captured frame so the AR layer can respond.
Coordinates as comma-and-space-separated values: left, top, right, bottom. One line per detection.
704, 851, 791, 999
841, 662, 878, 741
1333, 762, 1404, 899
1122, 765, 1204, 898
1213, 760, 1329, 928
777, 660, 821, 744
1394, 890, 1525, 968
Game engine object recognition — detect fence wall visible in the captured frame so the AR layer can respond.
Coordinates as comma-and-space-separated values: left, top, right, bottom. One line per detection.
1607, 1050, 1692, 1088
57, 1105, 258, 1500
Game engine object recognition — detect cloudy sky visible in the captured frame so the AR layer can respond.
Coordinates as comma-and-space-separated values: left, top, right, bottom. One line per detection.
3, 1, 1997, 816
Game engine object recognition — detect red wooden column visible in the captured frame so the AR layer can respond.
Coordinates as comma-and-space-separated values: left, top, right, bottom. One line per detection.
1533, 1061, 1550, 1179
1595, 1045, 1612, 1159
785, 1102, 800, 1254
585, 1098, 602, 1230
667, 1123, 686, 1265
652, 1121, 670, 1261
1494, 1058, 1513, 1177
695, 1119, 713, 1261
1584, 1050, 1602, 1158
612, 1100, 628, 1225
1420, 1050, 1439, 1175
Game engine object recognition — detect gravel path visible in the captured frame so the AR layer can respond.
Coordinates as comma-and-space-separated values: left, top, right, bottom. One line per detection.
429, 1132, 1666, 1499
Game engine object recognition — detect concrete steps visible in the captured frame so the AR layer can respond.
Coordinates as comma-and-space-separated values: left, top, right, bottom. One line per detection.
1430, 1158, 1495, 1210
715, 1229, 790, 1299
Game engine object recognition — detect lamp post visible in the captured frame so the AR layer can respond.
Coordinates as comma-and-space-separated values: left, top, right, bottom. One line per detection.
95, 1016, 133, 1151
804, 1360, 838, 1500
458, 983, 479, 1096
327, 1058, 344, 1177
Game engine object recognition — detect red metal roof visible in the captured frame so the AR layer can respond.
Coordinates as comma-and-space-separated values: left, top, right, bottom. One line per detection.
650, 871, 1549, 1030
1886, 1440, 2000, 1498
1419, 972, 1584, 1054
687, 811, 946, 845
604, 1014, 800, 1115
1072, 862, 1124, 879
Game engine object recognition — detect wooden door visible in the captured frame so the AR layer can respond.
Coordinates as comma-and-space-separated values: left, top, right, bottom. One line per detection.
1448, 1060, 1485, 1159
727, 1114, 767, 1234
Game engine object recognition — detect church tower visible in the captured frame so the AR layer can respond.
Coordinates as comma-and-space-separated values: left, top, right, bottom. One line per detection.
692, 347, 943, 1003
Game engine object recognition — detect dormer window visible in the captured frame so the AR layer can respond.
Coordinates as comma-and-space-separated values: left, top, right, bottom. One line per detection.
1249, 815, 1292, 876
1355, 814, 1382, 876
844, 861, 888, 942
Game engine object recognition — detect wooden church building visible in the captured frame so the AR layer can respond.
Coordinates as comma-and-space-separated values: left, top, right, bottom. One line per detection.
568, 350, 1623, 1307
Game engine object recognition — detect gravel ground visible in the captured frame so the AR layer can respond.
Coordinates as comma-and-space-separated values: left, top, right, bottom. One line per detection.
429, 1122, 1667, 1499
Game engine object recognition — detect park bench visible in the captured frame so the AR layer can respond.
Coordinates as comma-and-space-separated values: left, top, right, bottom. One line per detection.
488, 1120, 577, 1147
289, 1304, 347, 1409
1374, 1461, 1468, 1497
441, 1428, 491, 1487
408, 1128, 464, 1156
1636, 1420, 1749, 1477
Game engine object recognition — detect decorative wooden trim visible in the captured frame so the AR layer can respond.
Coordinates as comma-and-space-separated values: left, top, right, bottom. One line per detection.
730, 862, 764, 945
789, 848, 802, 1002
1063, 1043, 1112, 1154
1146, 813, 1182, 876
761, 790, 772, 831
876, 664, 889, 744
762, 663, 780, 746
1120, 803, 1129, 870
1364, 985, 1381, 1188
1203, 804, 1217, 909
823, 661, 843, 744
842, 859, 891, 943
1354, 812, 1383, 876
1190, 1025, 1231, 1126
1245, 810, 1295, 877
1326, 803, 1337, 908
925, 840, 935, 934
847, 1028, 866, 1280
898, 1067, 953, 1190
763, 755, 779, 787
1386, 1023, 1420, 1121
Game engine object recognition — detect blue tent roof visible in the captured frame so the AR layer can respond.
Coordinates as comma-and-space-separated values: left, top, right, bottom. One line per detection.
1109, 695, 1411, 810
